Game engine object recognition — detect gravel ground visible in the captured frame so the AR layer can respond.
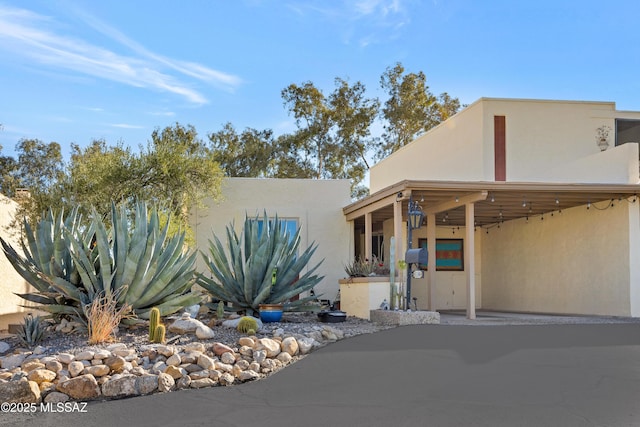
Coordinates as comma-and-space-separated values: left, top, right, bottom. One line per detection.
0, 311, 394, 357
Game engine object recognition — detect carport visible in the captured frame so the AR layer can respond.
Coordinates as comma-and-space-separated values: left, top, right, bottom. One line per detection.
343, 179, 640, 319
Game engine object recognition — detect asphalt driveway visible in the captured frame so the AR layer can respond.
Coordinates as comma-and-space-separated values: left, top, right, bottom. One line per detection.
4, 322, 640, 427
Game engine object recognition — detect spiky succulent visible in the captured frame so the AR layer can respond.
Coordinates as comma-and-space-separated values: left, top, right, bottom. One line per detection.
2, 201, 201, 321
16, 314, 46, 348
196, 212, 324, 316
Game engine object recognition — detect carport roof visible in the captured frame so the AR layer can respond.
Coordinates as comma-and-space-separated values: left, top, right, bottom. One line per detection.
344, 180, 640, 230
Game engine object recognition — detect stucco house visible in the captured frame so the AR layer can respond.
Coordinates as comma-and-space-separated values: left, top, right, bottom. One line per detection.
191, 178, 353, 303
3, 97, 640, 327
345, 98, 640, 319
0, 194, 41, 331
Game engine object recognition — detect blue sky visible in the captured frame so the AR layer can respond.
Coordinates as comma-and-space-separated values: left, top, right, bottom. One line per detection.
1, 0, 639, 160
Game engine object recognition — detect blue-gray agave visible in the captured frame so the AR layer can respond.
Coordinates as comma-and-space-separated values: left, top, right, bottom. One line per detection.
1, 201, 200, 320
196, 212, 324, 315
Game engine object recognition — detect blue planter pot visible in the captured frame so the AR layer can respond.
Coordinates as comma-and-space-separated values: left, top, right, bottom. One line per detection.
259, 304, 283, 322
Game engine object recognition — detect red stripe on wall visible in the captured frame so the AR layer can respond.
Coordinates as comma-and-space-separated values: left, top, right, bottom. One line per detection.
494, 115, 506, 181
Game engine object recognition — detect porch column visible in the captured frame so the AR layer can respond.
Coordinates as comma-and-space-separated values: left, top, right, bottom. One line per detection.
364, 212, 372, 260
465, 202, 476, 319
427, 213, 437, 311
393, 199, 403, 269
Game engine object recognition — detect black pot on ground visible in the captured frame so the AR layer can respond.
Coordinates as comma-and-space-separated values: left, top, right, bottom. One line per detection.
317, 310, 347, 323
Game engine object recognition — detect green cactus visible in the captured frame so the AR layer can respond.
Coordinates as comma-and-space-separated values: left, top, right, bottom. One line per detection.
216, 301, 225, 321
237, 316, 258, 334
149, 307, 161, 341
152, 324, 166, 343
247, 328, 256, 336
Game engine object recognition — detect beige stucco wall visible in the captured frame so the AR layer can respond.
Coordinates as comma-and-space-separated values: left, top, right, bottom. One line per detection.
481, 98, 640, 183
0, 195, 42, 331
370, 102, 486, 193
370, 98, 640, 193
482, 202, 637, 316
190, 178, 352, 303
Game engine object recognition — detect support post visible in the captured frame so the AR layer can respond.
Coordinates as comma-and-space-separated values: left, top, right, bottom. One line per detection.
465, 202, 476, 319
427, 213, 437, 311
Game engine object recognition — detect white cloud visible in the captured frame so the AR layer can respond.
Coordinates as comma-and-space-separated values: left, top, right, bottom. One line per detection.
111, 123, 145, 129
287, 0, 409, 46
0, 5, 243, 105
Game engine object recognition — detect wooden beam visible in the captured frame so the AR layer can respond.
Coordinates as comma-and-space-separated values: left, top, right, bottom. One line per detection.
424, 191, 488, 215
345, 192, 404, 221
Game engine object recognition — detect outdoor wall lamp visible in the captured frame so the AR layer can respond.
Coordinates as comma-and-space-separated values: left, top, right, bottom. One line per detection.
405, 197, 424, 310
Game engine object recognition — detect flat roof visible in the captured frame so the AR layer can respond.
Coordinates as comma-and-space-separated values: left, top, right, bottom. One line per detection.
344, 180, 640, 229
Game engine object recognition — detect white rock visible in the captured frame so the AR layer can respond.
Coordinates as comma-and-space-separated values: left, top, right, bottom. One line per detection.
238, 370, 260, 381
276, 352, 292, 364
57, 353, 74, 364
296, 337, 316, 354
68, 361, 85, 378
195, 325, 215, 339
137, 374, 158, 395
252, 349, 267, 364
218, 372, 235, 386
44, 391, 70, 403
197, 354, 216, 370
157, 372, 175, 392
184, 342, 206, 353
281, 337, 299, 356
168, 314, 208, 334
256, 338, 281, 358
93, 349, 111, 359
166, 354, 181, 367
188, 370, 210, 380
190, 378, 215, 389
220, 352, 236, 365
0, 353, 27, 370
75, 351, 95, 361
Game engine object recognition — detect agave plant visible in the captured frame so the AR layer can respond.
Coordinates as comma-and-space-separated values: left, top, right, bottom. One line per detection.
196, 212, 324, 316
0, 207, 91, 317
16, 314, 46, 349
1, 201, 201, 321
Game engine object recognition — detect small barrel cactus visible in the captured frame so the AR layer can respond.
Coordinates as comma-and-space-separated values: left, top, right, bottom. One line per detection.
237, 316, 258, 334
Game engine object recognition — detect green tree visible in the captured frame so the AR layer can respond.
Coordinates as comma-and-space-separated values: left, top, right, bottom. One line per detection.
0, 155, 18, 198
9, 139, 66, 227
281, 78, 379, 196
7, 124, 224, 242
377, 62, 461, 159
65, 139, 139, 216
142, 123, 225, 233
208, 122, 276, 177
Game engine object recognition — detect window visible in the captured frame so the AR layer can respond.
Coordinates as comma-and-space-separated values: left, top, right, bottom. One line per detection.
418, 238, 464, 271
615, 119, 640, 147
255, 218, 299, 244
